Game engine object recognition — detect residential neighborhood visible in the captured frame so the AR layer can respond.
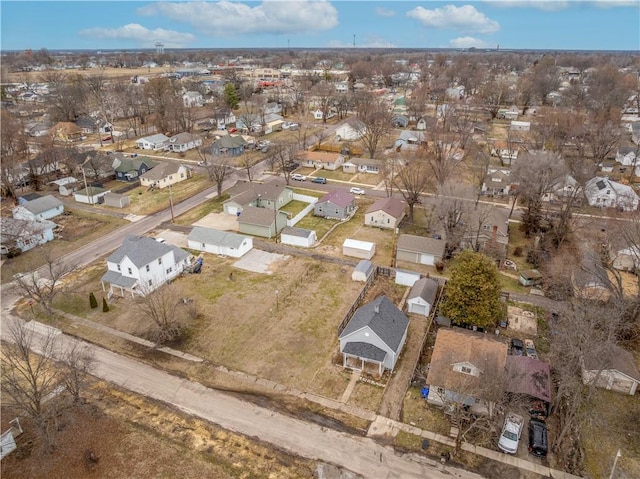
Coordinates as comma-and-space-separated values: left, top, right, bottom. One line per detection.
1, 42, 639, 479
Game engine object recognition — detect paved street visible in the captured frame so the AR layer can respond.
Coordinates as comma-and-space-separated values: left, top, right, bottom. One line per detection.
1, 314, 485, 479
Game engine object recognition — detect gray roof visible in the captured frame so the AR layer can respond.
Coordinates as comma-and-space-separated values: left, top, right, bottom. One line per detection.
365, 197, 405, 219
236, 205, 276, 227
397, 234, 446, 257
583, 343, 640, 382
1, 217, 56, 243
340, 295, 409, 354
20, 195, 62, 215
281, 226, 314, 238
187, 226, 249, 249
408, 277, 439, 304
75, 186, 108, 196
138, 133, 170, 144
101, 270, 138, 288
353, 260, 374, 276
342, 342, 387, 363
140, 162, 182, 181
107, 236, 189, 268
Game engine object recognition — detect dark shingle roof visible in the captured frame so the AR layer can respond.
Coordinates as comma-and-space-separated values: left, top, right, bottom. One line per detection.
187, 226, 249, 249
365, 197, 405, 219
20, 195, 62, 215
281, 226, 314, 238
583, 343, 640, 381
397, 234, 446, 257
342, 342, 387, 362
340, 295, 409, 354
236, 205, 276, 227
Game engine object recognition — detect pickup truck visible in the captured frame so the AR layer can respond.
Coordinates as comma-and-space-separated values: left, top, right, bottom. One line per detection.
498, 413, 524, 454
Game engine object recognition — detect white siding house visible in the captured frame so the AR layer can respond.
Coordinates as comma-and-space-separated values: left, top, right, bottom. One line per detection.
101, 236, 191, 297
135, 134, 170, 150
12, 195, 64, 221
280, 227, 317, 248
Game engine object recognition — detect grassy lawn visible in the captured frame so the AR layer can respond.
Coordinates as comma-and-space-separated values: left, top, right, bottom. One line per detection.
399, 206, 433, 236
582, 387, 640, 479
280, 199, 311, 216
506, 222, 535, 270
294, 214, 341, 240
351, 173, 382, 186
173, 194, 229, 226
54, 255, 363, 401
1, 209, 128, 284
125, 174, 212, 215
401, 387, 451, 435
313, 169, 357, 182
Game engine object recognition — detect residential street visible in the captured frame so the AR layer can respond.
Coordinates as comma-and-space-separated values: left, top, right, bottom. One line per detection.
0, 314, 485, 479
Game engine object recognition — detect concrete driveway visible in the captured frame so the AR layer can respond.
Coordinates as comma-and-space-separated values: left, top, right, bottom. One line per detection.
234, 249, 289, 274
193, 212, 239, 231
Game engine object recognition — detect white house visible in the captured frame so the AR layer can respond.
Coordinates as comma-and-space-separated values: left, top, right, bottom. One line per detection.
140, 163, 190, 189
135, 133, 170, 150
335, 118, 365, 141
73, 187, 111, 205
166, 132, 202, 153
339, 295, 409, 375
101, 236, 191, 297
1, 217, 57, 254
482, 169, 513, 197
12, 195, 63, 221
510, 120, 530, 132
186, 227, 253, 258
613, 246, 640, 272
582, 344, 640, 396
585, 177, 639, 211
364, 197, 406, 230
280, 227, 317, 248
182, 91, 204, 108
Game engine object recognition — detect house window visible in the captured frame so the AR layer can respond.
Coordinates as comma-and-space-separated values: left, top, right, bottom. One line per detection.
148, 279, 152, 286
461, 366, 472, 374
117, 264, 121, 271
169, 175, 173, 180
387, 218, 390, 223
166, 267, 173, 275
128, 267, 132, 275
371, 216, 374, 222
146, 265, 150, 272
437, 387, 445, 395
202, 243, 206, 248
482, 225, 491, 231
158, 258, 162, 265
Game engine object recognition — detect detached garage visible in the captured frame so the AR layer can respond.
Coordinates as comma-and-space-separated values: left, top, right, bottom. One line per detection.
582, 344, 640, 396
406, 277, 439, 316
187, 226, 253, 258
396, 234, 445, 266
343, 238, 376, 260
280, 227, 317, 248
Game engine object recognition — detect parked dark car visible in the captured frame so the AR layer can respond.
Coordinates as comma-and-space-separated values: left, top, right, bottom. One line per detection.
284, 162, 299, 172
528, 419, 548, 457
311, 177, 327, 184
510, 338, 524, 356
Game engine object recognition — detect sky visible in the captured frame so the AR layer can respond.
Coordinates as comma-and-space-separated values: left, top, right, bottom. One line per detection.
1, 1, 639, 52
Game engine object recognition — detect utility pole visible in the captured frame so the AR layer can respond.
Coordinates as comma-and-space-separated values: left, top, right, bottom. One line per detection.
168, 182, 175, 223
81, 156, 92, 205
609, 449, 621, 479
353, 34, 356, 49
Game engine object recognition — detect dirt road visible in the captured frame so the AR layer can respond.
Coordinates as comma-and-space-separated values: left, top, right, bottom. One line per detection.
2, 314, 485, 479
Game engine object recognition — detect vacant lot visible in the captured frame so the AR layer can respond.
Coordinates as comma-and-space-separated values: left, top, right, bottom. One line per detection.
1, 380, 316, 479
55, 254, 364, 400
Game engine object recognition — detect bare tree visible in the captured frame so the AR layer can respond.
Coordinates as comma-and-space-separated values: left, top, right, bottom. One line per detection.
84, 74, 121, 146
198, 144, 231, 198
477, 77, 512, 120
434, 181, 475, 257
311, 82, 335, 124
354, 93, 392, 158
14, 247, 77, 317
393, 155, 431, 222
135, 284, 188, 345
58, 342, 95, 404
0, 110, 29, 201
422, 131, 464, 187
270, 141, 299, 184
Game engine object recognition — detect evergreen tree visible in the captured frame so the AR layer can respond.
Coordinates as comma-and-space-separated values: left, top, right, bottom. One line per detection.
439, 251, 504, 329
223, 83, 240, 109
102, 298, 109, 313
89, 292, 98, 309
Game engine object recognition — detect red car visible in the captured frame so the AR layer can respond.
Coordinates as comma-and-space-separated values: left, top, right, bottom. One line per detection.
102, 136, 112, 141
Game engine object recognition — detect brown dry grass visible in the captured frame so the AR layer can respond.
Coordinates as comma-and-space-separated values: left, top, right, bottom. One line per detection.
0, 380, 315, 479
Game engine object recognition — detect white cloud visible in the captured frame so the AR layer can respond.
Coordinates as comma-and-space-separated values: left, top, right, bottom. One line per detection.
79, 24, 195, 47
450, 36, 490, 48
407, 5, 500, 34
592, 1, 639, 8
485, 1, 570, 11
375, 7, 396, 17
138, 1, 339, 36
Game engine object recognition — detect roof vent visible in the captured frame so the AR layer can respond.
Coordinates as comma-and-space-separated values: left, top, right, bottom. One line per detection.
375, 305, 379, 314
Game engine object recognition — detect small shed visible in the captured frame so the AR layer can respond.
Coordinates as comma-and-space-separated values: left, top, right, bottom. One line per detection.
73, 187, 110, 204
519, 269, 542, 287
343, 238, 376, 260
406, 277, 439, 317
395, 269, 421, 287
352, 260, 375, 282
103, 192, 130, 208
280, 227, 317, 248
510, 120, 531, 132
50, 177, 78, 196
